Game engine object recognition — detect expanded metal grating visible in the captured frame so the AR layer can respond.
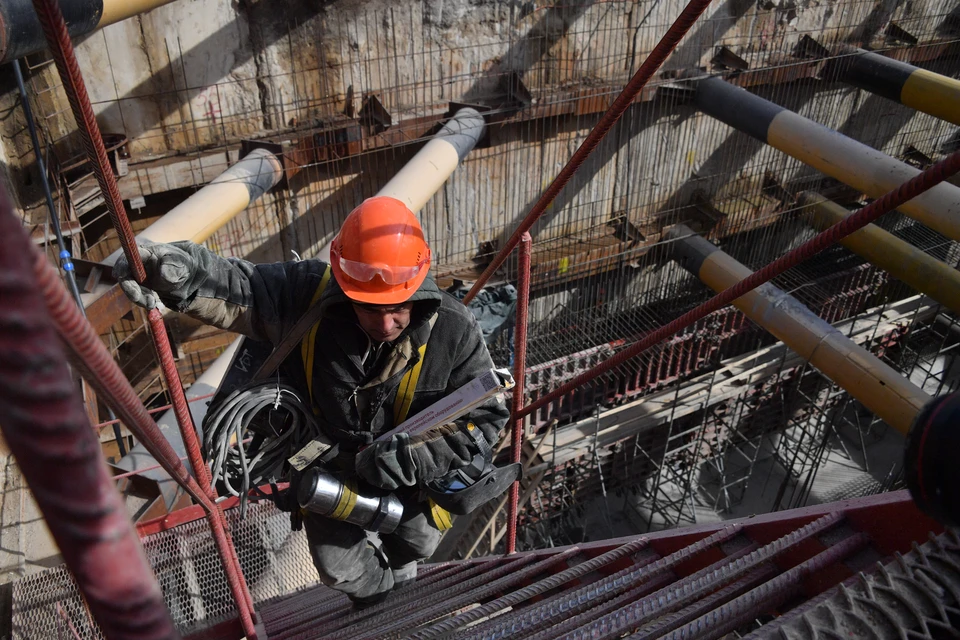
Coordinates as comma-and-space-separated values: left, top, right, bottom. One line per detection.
11, 501, 319, 639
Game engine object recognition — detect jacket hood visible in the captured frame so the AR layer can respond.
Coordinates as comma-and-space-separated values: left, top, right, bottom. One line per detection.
318, 271, 443, 342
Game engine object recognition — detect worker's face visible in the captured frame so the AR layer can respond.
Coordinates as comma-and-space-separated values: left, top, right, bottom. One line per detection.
352, 302, 414, 343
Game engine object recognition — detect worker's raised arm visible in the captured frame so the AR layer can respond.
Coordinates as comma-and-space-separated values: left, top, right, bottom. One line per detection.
112, 240, 325, 344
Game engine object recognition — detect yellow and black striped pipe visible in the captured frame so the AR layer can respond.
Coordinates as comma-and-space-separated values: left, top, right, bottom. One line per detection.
0, 0, 176, 64
667, 224, 930, 435
695, 77, 960, 243
798, 192, 960, 316
835, 48, 960, 126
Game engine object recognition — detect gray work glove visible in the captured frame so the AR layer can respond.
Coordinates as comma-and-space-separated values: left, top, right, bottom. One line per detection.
355, 423, 478, 491
112, 241, 204, 310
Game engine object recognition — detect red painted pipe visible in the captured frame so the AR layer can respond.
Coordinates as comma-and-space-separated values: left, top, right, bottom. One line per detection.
0, 189, 180, 640
506, 233, 532, 554
462, 0, 716, 304
519, 148, 960, 420
29, 0, 257, 633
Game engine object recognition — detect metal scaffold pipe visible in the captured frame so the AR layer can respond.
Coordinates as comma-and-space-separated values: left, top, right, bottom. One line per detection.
833, 47, 960, 126
463, 0, 717, 304
0, 188, 180, 640
0, 0, 178, 64
28, 0, 258, 635
517, 147, 960, 422
668, 223, 930, 435
378, 108, 486, 214
695, 76, 960, 242
506, 232, 532, 555
797, 191, 960, 316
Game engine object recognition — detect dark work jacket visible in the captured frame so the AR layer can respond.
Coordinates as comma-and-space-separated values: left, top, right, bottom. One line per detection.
159, 241, 509, 484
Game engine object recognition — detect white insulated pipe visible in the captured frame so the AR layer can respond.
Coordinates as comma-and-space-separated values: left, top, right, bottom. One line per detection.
317, 107, 485, 262
101, 148, 284, 268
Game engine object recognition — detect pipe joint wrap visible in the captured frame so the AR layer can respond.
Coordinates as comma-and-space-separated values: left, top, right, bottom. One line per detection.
213, 148, 284, 202
666, 224, 717, 275
437, 108, 486, 162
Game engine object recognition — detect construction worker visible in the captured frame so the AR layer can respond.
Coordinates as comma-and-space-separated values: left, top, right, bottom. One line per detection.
114, 196, 509, 606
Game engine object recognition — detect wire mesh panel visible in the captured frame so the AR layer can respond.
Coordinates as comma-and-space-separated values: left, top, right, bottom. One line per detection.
11, 501, 317, 639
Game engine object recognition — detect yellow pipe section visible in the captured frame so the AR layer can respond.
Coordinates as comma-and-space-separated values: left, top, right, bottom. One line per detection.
98, 0, 177, 28
798, 192, 960, 316
836, 47, 960, 127
767, 112, 960, 242
377, 138, 462, 214
669, 224, 930, 434
901, 68, 960, 127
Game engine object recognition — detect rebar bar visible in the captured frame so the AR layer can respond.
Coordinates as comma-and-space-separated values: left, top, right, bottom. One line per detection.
507, 232, 533, 554
0, 187, 180, 640
656, 533, 869, 640
412, 538, 649, 639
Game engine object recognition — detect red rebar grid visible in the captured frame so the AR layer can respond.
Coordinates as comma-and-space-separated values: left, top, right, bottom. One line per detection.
519, 148, 960, 421
0, 189, 180, 640
462, 0, 716, 305
506, 234, 533, 554
29, 0, 257, 635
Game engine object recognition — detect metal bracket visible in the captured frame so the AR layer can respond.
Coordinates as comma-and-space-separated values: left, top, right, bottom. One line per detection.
712, 46, 749, 71
793, 34, 831, 59
886, 21, 919, 46
656, 82, 697, 103
359, 93, 393, 132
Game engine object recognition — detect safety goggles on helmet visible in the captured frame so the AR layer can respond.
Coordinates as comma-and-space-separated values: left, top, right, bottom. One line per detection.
336, 249, 430, 285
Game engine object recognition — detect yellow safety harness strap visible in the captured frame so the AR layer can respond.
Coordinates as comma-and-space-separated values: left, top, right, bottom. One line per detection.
393, 343, 427, 425
429, 498, 453, 531
301, 294, 452, 530
390, 316, 452, 531
300, 266, 332, 412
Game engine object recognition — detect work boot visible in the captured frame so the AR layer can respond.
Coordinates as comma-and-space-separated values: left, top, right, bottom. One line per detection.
392, 560, 418, 592
350, 590, 391, 610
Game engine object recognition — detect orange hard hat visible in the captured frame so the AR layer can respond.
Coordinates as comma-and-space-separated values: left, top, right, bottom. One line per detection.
330, 196, 431, 305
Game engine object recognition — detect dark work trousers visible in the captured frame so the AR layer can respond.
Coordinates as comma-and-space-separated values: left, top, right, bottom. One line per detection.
302, 488, 442, 602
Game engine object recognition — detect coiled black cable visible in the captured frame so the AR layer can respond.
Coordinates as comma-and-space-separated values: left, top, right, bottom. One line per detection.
203, 381, 322, 516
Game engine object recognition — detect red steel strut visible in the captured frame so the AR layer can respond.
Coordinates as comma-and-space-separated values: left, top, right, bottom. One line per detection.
29, 0, 257, 634
0, 188, 180, 640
